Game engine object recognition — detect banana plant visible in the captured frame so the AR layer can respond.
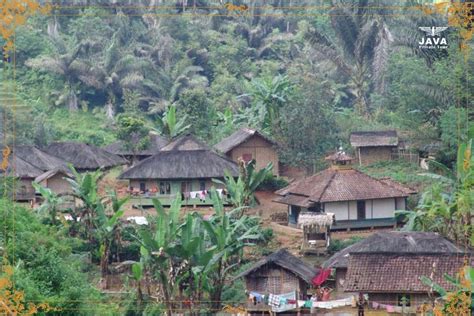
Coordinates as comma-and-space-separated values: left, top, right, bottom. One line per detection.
420, 266, 474, 312
32, 182, 65, 226
154, 105, 190, 140
214, 159, 273, 215
202, 188, 262, 311
64, 165, 104, 238
94, 191, 128, 289
134, 196, 182, 316
398, 140, 473, 246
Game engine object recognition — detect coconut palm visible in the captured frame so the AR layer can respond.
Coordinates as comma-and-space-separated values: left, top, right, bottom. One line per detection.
305, 0, 394, 116
25, 37, 94, 111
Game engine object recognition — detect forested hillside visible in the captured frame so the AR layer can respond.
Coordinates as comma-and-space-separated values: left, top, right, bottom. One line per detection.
1, 0, 472, 170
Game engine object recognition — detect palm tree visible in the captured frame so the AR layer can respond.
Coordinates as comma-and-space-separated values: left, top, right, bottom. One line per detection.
25, 37, 94, 111
305, 0, 394, 116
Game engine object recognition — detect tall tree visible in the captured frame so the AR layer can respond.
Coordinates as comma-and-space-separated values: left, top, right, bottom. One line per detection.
305, 0, 394, 116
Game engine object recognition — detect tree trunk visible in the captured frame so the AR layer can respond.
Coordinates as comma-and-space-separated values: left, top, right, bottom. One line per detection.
100, 242, 110, 289
159, 272, 173, 316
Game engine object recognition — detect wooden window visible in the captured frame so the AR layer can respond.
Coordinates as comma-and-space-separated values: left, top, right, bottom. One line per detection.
139, 182, 146, 192
357, 200, 366, 220
159, 182, 171, 195
181, 181, 192, 193
199, 180, 206, 191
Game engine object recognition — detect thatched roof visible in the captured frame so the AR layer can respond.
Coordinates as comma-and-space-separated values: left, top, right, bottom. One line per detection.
235, 249, 318, 284
323, 232, 465, 270
350, 130, 398, 147
104, 134, 169, 156
13, 145, 67, 171
214, 128, 277, 154
119, 135, 239, 180
345, 254, 470, 293
1, 154, 43, 178
44, 142, 127, 170
160, 134, 210, 152
35, 167, 73, 183
297, 212, 335, 229
274, 168, 413, 206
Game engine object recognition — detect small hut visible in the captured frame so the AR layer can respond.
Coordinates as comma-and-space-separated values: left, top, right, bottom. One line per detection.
214, 128, 280, 176
297, 212, 334, 254
104, 133, 169, 163
44, 142, 127, 172
0, 154, 43, 201
350, 130, 399, 165
235, 249, 318, 313
119, 135, 239, 206
35, 167, 73, 195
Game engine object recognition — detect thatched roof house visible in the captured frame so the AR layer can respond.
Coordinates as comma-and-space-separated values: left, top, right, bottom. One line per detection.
235, 249, 318, 308
0, 153, 43, 201
274, 151, 416, 230
44, 142, 126, 171
13, 145, 67, 171
119, 135, 239, 180
104, 134, 169, 161
119, 135, 238, 205
324, 232, 469, 302
350, 130, 399, 165
214, 128, 280, 176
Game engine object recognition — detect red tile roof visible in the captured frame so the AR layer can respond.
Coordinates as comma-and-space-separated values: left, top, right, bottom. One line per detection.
275, 168, 413, 205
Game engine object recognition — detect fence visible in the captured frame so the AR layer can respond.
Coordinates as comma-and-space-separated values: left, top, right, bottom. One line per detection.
391, 151, 420, 164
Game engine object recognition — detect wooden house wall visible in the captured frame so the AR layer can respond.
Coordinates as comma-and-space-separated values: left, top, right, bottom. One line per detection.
16, 178, 36, 201
367, 293, 430, 311
355, 146, 395, 165
129, 179, 223, 194
244, 264, 307, 296
228, 135, 279, 176
41, 174, 72, 194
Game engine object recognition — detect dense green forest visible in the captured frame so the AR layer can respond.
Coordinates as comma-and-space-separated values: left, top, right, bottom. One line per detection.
0, 0, 471, 171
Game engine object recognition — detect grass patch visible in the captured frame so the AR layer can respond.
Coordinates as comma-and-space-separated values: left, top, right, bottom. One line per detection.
47, 108, 116, 146
358, 160, 432, 191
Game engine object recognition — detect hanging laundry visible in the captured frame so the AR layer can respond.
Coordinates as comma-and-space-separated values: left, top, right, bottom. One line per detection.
372, 302, 380, 309
393, 306, 403, 313
250, 292, 263, 303
385, 305, 396, 313
304, 300, 313, 308
216, 188, 223, 197
268, 294, 280, 307
287, 299, 297, 304
312, 269, 332, 286
297, 300, 305, 308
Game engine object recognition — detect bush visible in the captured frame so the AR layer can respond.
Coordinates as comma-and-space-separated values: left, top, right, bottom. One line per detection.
327, 236, 364, 253
0, 199, 107, 315
257, 174, 289, 191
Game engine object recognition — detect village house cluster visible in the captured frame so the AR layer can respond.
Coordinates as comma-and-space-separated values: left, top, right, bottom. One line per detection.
1, 127, 470, 314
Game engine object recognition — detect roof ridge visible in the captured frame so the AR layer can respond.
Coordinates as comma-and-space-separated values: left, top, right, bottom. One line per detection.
311, 169, 337, 202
